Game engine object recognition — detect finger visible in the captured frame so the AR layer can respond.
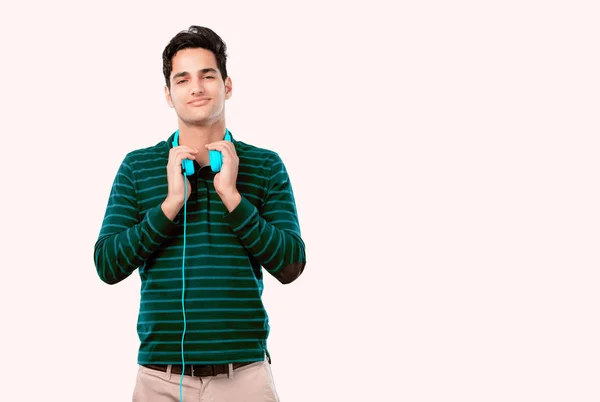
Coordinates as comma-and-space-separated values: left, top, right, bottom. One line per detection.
169, 152, 197, 166
171, 146, 199, 155
205, 141, 234, 150
170, 148, 198, 160
213, 147, 237, 167
205, 142, 237, 159
178, 152, 197, 162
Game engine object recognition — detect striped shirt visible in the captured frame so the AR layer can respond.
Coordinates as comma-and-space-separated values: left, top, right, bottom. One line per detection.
93, 130, 306, 365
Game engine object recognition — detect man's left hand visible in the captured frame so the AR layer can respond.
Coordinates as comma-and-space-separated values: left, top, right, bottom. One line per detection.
206, 140, 241, 211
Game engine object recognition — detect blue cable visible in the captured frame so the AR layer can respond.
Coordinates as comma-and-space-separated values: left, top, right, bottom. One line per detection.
180, 179, 188, 402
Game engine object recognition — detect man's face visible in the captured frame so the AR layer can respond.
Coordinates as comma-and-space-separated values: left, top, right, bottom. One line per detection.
165, 47, 232, 126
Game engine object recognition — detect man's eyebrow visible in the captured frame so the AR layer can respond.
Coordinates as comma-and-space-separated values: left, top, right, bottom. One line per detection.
172, 68, 218, 81
172, 71, 189, 80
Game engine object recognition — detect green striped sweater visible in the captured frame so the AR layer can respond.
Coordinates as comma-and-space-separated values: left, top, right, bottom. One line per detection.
93, 131, 306, 365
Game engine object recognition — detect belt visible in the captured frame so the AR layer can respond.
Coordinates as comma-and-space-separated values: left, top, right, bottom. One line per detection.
143, 361, 254, 377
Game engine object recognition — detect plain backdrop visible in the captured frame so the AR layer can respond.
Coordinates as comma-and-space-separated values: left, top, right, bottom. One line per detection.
1, 1, 599, 401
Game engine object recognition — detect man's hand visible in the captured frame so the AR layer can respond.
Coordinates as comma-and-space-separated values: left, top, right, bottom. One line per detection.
206, 140, 241, 212
161, 145, 198, 221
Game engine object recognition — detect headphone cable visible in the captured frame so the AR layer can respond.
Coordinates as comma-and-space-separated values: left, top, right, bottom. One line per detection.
180, 179, 188, 401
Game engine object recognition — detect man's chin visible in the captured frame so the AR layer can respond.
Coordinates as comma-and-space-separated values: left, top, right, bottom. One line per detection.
181, 116, 212, 127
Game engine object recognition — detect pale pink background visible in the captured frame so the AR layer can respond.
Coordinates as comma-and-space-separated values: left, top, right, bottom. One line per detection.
1, 1, 599, 401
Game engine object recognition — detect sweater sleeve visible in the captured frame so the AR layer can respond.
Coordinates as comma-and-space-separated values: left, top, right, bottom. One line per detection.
222, 154, 306, 284
93, 157, 179, 284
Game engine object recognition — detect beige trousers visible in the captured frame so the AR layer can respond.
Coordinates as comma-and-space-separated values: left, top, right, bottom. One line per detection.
132, 358, 280, 402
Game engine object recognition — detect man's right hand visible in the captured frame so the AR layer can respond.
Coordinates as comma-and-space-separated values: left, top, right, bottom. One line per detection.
161, 145, 199, 221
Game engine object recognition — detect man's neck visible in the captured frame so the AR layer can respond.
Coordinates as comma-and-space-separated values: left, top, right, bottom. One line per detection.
177, 121, 227, 166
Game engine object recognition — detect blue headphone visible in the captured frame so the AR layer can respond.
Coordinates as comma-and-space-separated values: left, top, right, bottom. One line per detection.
172, 128, 232, 175
171, 128, 233, 401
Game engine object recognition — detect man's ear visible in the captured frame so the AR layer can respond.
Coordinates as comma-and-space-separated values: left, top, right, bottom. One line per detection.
165, 85, 174, 108
224, 76, 233, 100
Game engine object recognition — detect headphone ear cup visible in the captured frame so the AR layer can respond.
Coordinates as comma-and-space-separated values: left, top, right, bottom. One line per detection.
182, 159, 195, 176
210, 129, 232, 172
209, 150, 222, 172
174, 131, 195, 176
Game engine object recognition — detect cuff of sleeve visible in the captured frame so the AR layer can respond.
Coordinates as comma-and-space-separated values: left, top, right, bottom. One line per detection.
146, 205, 180, 239
222, 196, 257, 232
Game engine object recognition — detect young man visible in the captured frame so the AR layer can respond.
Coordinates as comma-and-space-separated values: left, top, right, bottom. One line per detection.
94, 26, 306, 401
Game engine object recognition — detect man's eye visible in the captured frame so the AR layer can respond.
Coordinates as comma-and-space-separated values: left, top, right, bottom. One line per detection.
177, 79, 188, 84
204, 76, 215, 79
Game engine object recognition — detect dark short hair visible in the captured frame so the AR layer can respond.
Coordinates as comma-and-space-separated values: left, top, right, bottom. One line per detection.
162, 25, 228, 88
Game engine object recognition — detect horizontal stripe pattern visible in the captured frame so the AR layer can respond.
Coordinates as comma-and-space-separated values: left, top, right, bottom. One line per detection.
94, 131, 305, 364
